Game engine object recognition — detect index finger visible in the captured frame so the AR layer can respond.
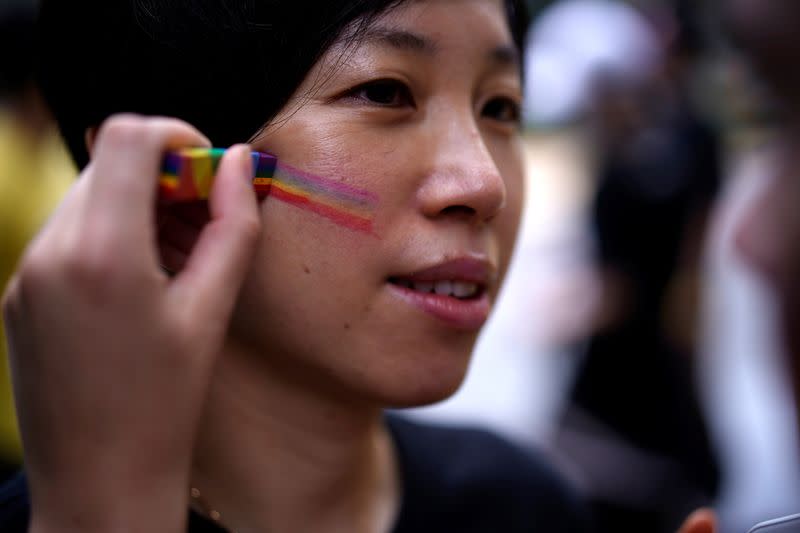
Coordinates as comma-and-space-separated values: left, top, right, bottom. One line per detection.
86, 115, 211, 258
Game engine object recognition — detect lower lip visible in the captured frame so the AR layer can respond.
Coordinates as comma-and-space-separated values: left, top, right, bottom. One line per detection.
387, 284, 491, 331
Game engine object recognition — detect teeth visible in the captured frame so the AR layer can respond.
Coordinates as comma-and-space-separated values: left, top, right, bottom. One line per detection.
413, 281, 434, 293
453, 281, 478, 298
434, 280, 453, 295
395, 279, 480, 298
393, 279, 480, 298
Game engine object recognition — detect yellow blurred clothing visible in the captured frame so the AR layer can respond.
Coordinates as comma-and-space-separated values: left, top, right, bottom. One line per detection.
0, 108, 75, 465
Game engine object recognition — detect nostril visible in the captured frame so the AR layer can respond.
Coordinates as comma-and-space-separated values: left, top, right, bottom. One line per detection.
440, 205, 476, 218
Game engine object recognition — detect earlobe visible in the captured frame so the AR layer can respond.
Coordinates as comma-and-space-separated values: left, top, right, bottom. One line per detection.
84, 126, 99, 158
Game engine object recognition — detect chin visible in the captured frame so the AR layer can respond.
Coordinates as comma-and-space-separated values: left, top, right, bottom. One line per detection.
370, 347, 474, 408
389, 384, 466, 409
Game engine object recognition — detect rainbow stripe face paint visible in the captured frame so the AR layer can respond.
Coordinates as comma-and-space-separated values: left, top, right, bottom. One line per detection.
266, 162, 377, 234
160, 148, 377, 234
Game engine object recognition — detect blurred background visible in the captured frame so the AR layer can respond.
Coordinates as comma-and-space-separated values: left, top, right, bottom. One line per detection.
412, 1, 800, 532
0, 0, 75, 484
1, 1, 799, 532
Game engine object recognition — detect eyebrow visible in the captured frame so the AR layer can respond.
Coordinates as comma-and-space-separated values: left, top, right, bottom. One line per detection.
358, 27, 437, 55
357, 26, 520, 69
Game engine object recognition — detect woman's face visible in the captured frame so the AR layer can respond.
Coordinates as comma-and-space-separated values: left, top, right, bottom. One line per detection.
233, 0, 524, 406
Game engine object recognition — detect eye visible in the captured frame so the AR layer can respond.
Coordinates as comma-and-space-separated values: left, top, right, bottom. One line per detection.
482, 97, 521, 125
344, 79, 415, 108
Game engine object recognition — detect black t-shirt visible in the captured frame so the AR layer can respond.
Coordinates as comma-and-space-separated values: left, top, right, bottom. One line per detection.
0, 415, 591, 532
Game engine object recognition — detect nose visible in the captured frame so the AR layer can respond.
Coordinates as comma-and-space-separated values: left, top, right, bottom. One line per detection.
416, 117, 507, 225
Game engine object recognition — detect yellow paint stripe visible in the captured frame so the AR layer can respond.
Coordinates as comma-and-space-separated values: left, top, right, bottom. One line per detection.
191, 155, 214, 197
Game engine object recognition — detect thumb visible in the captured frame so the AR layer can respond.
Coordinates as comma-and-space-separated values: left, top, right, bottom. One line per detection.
678, 508, 717, 533
169, 144, 261, 328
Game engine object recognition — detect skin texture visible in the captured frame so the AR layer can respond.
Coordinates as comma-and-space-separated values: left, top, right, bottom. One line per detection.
238, 0, 525, 408
190, 3, 526, 531
2, 1, 525, 532
3, 119, 259, 533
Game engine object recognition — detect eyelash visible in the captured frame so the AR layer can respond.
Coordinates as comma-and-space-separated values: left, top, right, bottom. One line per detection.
343, 79, 522, 126
481, 97, 522, 126
344, 79, 415, 108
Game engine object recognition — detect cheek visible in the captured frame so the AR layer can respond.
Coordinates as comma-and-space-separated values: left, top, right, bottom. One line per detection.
230, 205, 379, 352
261, 113, 396, 198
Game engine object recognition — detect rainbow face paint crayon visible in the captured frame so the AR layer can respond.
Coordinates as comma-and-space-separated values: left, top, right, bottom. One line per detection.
159, 148, 276, 202
160, 148, 377, 234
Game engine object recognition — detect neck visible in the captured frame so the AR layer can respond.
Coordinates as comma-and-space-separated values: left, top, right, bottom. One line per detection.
190, 340, 401, 533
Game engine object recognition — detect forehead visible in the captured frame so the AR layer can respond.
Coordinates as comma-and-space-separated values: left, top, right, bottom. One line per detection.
339, 0, 516, 58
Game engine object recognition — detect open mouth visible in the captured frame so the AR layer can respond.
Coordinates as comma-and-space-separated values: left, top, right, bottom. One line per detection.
387, 278, 485, 300
385, 256, 494, 329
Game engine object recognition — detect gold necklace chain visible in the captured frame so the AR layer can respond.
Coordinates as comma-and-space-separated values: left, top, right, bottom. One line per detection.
190, 487, 224, 524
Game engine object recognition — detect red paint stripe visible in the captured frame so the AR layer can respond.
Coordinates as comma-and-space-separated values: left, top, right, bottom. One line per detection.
253, 178, 272, 198
269, 185, 373, 234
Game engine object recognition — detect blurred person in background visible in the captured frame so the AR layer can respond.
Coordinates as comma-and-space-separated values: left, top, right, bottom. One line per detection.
554, 1, 723, 531
662, 1, 800, 532
0, 0, 74, 482
723, 3, 800, 344
662, 0, 800, 531
723, 0, 800, 506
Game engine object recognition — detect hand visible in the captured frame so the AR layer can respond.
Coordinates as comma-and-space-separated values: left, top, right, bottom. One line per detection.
1, 115, 261, 532
678, 508, 717, 533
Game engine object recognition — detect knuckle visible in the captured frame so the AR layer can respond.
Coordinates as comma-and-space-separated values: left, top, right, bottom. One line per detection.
97, 114, 149, 149
16, 246, 53, 285
60, 249, 120, 292
145, 116, 192, 133
9, 251, 54, 305
146, 116, 209, 148
9, 234, 117, 307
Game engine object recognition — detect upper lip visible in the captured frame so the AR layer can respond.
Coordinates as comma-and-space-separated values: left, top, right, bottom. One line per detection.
389, 256, 497, 285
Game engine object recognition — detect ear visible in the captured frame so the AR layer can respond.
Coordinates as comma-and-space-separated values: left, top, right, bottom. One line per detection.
84, 126, 99, 159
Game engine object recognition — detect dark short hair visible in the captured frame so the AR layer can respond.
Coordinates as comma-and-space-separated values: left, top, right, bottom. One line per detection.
0, 3, 37, 100
37, 0, 527, 169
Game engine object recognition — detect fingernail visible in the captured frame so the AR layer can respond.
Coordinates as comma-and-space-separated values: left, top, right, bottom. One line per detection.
237, 144, 254, 180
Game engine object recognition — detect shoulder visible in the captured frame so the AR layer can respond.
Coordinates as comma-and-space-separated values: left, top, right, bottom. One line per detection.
0, 472, 31, 532
386, 414, 592, 533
